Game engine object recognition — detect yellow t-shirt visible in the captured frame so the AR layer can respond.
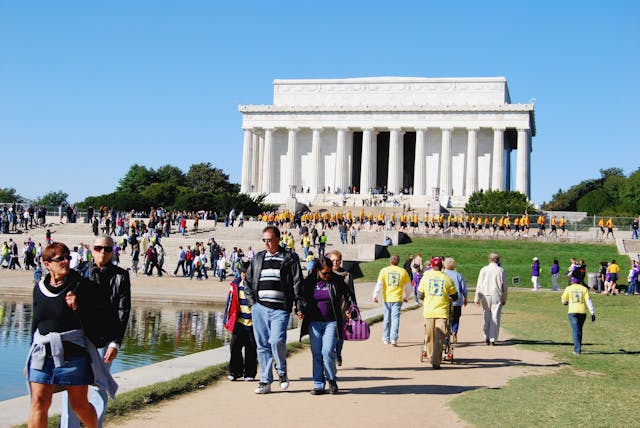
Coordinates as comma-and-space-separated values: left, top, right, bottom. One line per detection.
376, 265, 411, 302
607, 263, 620, 274
418, 270, 456, 319
561, 284, 592, 314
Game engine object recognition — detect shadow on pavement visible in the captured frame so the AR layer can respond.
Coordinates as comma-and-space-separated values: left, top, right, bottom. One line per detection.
345, 384, 482, 395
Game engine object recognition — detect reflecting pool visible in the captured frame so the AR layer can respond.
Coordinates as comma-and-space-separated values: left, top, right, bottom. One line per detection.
0, 299, 229, 402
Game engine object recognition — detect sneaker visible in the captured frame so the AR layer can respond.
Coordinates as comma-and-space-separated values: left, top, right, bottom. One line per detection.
310, 388, 325, 395
255, 383, 271, 394
336, 356, 342, 367
390, 340, 397, 347
451, 334, 457, 344
227, 375, 237, 381
382, 339, 390, 345
432, 364, 441, 370
328, 381, 339, 394
485, 339, 490, 345
279, 374, 289, 390
244, 377, 255, 382
490, 340, 495, 346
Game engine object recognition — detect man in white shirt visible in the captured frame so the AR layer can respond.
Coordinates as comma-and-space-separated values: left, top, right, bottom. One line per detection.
474, 253, 508, 345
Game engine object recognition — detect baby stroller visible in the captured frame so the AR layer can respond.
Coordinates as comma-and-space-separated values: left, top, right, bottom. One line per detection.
420, 303, 454, 364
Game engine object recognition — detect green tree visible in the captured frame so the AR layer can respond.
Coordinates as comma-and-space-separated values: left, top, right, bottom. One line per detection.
576, 189, 613, 215
0, 188, 22, 203
141, 182, 184, 208
34, 190, 69, 207
185, 163, 239, 194
117, 164, 156, 194
155, 164, 186, 186
465, 190, 536, 214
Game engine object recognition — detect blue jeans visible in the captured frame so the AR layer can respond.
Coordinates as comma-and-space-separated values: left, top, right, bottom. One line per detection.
627, 280, 637, 295
568, 313, 586, 354
382, 301, 402, 342
309, 321, 338, 389
61, 347, 111, 428
251, 303, 290, 384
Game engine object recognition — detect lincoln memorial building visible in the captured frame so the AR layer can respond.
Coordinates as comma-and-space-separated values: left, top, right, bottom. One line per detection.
239, 77, 536, 209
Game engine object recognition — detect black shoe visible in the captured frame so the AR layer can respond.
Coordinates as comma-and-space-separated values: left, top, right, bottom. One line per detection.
328, 381, 338, 394
310, 388, 325, 395
485, 339, 490, 345
336, 356, 342, 367
432, 364, 441, 370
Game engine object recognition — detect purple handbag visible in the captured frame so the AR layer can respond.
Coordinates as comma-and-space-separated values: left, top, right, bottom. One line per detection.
343, 306, 370, 341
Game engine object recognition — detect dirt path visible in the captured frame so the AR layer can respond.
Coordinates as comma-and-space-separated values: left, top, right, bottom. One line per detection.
108, 304, 559, 428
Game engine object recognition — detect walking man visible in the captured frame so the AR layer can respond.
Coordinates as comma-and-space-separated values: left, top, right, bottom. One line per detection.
418, 257, 458, 369
373, 255, 412, 346
245, 226, 303, 394
61, 235, 131, 427
561, 275, 596, 354
474, 252, 508, 345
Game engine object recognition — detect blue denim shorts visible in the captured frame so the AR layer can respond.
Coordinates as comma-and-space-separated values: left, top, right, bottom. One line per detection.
28, 354, 94, 386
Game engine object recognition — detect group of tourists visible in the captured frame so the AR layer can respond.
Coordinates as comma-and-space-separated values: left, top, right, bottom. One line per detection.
0, 204, 49, 234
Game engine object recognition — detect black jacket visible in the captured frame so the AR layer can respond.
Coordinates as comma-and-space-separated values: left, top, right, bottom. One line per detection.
245, 249, 302, 312
81, 262, 131, 345
298, 272, 357, 341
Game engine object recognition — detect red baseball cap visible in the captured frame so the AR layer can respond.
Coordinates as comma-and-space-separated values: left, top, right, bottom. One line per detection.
431, 257, 442, 268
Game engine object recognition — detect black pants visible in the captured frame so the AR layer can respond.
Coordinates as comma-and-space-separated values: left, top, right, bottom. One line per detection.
229, 324, 257, 378
174, 260, 186, 276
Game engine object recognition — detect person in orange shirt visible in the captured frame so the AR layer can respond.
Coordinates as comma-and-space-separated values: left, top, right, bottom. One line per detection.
550, 216, 558, 237
606, 218, 615, 239
559, 216, 567, 237
537, 214, 546, 236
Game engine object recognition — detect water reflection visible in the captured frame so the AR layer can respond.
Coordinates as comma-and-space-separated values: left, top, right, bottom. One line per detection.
0, 299, 228, 402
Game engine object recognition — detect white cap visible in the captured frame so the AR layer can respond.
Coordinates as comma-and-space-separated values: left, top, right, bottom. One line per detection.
533, 257, 538, 261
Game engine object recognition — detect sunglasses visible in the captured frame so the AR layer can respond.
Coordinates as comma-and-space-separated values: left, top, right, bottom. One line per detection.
93, 245, 114, 253
262, 238, 275, 243
49, 255, 72, 262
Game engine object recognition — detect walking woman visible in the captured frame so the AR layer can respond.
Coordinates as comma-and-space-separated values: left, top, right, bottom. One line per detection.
25, 242, 116, 428
297, 257, 356, 395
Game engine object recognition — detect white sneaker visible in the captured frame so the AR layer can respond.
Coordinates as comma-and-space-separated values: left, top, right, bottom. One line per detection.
390, 340, 397, 347
244, 377, 254, 382
227, 375, 236, 381
383, 339, 390, 345
279, 374, 289, 390
255, 383, 271, 394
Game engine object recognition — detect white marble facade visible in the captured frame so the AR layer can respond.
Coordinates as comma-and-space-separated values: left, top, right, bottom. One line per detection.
239, 77, 535, 207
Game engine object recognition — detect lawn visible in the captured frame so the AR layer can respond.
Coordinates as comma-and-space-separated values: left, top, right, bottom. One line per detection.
357, 237, 627, 287
449, 290, 640, 427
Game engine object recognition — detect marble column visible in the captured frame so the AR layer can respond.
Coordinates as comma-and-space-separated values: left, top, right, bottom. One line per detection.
465, 127, 478, 196
413, 128, 426, 195
387, 128, 402, 194
360, 128, 373, 194
335, 128, 348, 193
440, 128, 452, 198
257, 134, 264, 193
516, 128, 530, 197
241, 128, 252, 193
250, 133, 259, 193
311, 128, 322, 194
492, 128, 505, 191
287, 128, 298, 192
261, 129, 273, 193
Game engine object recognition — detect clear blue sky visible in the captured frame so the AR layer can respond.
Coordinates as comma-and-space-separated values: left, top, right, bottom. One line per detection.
1, 1, 638, 205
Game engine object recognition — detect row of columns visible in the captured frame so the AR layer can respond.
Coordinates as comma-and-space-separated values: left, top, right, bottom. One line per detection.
241, 127, 531, 199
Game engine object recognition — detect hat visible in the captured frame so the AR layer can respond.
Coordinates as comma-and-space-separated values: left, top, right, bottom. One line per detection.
533, 257, 538, 261
430, 257, 442, 268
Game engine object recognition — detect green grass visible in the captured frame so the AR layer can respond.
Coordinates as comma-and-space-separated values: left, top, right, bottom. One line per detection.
449, 290, 640, 427
357, 237, 626, 287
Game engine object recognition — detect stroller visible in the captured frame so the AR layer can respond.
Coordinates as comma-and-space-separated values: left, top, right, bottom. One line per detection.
420, 303, 454, 364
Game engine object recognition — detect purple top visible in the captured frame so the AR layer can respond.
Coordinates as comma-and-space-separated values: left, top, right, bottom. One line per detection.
551, 263, 560, 275
531, 261, 540, 277
313, 281, 332, 321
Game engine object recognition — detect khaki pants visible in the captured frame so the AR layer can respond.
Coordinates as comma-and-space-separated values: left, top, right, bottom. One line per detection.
424, 318, 448, 367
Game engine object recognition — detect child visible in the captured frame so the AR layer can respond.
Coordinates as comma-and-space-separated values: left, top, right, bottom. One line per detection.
223, 262, 257, 381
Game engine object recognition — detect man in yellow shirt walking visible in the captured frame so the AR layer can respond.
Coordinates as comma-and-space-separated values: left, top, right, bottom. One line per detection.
561, 275, 596, 354
418, 257, 458, 369
373, 255, 412, 346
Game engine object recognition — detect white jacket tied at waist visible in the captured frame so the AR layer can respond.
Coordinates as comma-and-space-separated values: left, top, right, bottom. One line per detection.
27, 329, 118, 399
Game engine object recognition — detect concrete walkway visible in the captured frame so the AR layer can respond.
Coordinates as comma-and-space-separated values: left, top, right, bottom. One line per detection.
105, 302, 560, 428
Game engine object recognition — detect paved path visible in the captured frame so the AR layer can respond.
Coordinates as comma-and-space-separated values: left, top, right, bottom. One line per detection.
107, 303, 559, 428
